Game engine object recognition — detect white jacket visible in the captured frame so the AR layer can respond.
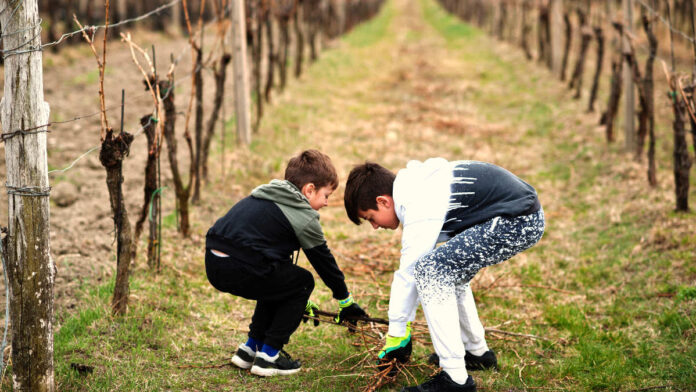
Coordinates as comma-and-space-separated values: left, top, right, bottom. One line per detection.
388, 158, 453, 337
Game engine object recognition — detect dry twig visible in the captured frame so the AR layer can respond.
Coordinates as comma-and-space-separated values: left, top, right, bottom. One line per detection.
119, 32, 165, 147
73, 8, 110, 140
486, 328, 550, 341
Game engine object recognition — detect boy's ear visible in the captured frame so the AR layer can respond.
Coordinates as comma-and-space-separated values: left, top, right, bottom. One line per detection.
376, 195, 392, 208
301, 183, 316, 196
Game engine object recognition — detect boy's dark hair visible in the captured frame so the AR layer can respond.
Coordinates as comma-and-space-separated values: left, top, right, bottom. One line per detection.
344, 162, 396, 225
285, 149, 339, 191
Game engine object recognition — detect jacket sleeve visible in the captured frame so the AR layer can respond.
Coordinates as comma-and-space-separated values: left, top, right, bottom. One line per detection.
304, 242, 350, 300
387, 218, 442, 337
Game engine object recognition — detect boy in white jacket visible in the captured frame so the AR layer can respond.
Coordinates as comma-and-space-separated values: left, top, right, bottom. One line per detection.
344, 158, 545, 392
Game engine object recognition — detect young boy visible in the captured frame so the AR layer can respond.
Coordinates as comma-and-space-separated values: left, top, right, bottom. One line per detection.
206, 150, 367, 377
344, 158, 544, 392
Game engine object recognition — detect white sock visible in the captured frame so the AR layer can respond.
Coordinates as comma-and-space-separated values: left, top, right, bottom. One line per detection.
444, 367, 469, 384
467, 345, 489, 356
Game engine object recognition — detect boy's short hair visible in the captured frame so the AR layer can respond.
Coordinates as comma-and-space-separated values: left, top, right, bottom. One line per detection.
285, 149, 339, 191
344, 162, 396, 225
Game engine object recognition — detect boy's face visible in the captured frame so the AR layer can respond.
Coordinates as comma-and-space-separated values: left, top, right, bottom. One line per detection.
358, 195, 400, 230
302, 183, 334, 211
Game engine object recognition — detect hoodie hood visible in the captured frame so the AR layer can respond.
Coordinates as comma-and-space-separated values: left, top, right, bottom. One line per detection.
251, 180, 325, 249
251, 179, 317, 215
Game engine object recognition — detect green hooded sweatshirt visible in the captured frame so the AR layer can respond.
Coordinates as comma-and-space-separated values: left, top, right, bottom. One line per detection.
251, 179, 326, 250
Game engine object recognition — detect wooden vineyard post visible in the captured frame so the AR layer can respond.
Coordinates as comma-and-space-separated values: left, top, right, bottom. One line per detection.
0, 0, 54, 390
550, 0, 565, 77
232, 0, 252, 145
250, 1, 264, 132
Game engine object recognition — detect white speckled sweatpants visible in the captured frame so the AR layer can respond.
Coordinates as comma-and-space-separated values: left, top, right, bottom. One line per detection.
414, 208, 545, 373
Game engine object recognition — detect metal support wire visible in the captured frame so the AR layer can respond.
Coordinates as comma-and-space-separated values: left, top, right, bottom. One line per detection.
634, 0, 696, 45
0, 0, 24, 36
5, 184, 51, 197
1, 26, 43, 59
41, 0, 183, 51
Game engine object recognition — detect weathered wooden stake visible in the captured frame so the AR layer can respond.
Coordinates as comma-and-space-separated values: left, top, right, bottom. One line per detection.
232, 0, 252, 145
550, 0, 565, 76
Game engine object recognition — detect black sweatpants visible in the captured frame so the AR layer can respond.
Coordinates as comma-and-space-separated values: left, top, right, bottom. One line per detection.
205, 249, 315, 350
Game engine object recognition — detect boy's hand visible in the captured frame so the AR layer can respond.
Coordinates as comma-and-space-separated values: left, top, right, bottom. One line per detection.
302, 299, 320, 327
334, 293, 368, 331
377, 322, 412, 369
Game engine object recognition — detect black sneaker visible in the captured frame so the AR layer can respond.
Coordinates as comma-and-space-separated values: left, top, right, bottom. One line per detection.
400, 372, 476, 392
231, 343, 256, 370
465, 350, 497, 370
250, 350, 301, 376
427, 350, 498, 371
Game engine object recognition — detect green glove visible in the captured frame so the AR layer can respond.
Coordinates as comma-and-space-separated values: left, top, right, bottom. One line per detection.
302, 299, 320, 327
334, 293, 368, 331
377, 322, 412, 367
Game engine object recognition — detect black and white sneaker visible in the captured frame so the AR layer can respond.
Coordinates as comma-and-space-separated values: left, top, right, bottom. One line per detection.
231, 343, 256, 370
465, 350, 498, 370
400, 372, 476, 392
250, 350, 302, 376
427, 350, 498, 371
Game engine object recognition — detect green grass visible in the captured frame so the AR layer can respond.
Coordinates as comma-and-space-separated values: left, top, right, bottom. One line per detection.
345, 2, 394, 48
421, 0, 478, 42
29, 0, 696, 391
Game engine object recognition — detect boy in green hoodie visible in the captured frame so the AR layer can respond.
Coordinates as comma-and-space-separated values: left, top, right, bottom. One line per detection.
205, 150, 367, 377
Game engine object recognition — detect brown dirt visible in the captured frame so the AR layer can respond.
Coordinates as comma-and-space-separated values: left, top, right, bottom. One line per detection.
0, 29, 219, 309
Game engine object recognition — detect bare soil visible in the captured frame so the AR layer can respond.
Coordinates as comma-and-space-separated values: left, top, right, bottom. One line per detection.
0, 29, 214, 308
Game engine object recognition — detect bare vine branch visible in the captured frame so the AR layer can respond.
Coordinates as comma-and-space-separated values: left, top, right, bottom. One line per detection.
73, 13, 110, 140
120, 32, 165, 147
